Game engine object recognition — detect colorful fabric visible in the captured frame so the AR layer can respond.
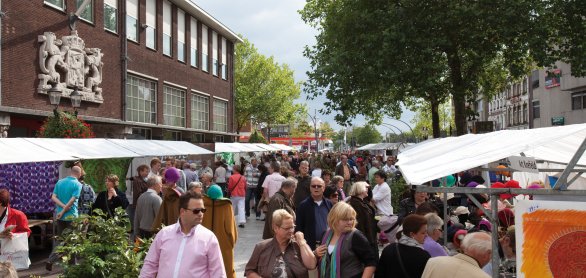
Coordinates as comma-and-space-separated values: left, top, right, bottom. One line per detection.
319, 229, 348, 278
0, 161, 61, 214
82, 158, 132, 193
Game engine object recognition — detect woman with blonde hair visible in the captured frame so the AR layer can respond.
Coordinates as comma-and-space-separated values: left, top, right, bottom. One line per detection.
315, 202, 377, 278
92, 174, 129, 218
246, 209, 316, 278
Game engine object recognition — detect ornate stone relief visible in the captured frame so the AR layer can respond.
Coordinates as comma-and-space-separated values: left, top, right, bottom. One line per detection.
37, 30, 104, 103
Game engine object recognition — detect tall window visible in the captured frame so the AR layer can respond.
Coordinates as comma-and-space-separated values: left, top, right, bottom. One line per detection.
145, 0, 156, 49
76, 0, 93, 22
104, 0, 117, 33
221, 38, 227, 79
163, 1, 172, 56
202, 25, 209, 72
163, 130, 182, 141
212, 31, 218, 76
177, 9, 186, 62
572, 91, 586, 110
213, 99, 228, 132
45, 0, 65, 10
532, 101, 540, 119
191, 94, 209, 130
126, 0, 138, 41
164, 86, 186, 127
126, 75, 157, 124
190, 18, 198, 67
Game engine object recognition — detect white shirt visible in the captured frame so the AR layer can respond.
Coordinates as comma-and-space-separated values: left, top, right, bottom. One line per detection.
262, 172, 286, 198
372, 182, 393, 215
311, 169, 322, 178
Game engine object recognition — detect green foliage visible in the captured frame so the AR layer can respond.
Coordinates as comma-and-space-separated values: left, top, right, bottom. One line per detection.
290, 121, 313, 137
38, 110, 95, 138
57, 209, 152, 278
249, 130, 267, 143
353, 125, 383, 145
300, 0, 585, 136
319, 122, 335, 139
234, 37, 304, 133
390, 176, 409, 211
409, 100, 455, 139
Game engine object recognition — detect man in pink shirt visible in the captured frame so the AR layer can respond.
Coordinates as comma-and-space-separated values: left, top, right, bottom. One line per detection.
140, 192, 226, 278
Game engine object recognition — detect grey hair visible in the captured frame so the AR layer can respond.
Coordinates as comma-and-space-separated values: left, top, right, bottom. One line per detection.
371, 160, 380, 167
331, 175, 344, 185
461, 232, 492, 255
424, 213, 444, 234
281, 177, 298, 189
188, 181, 203, 190
201, 173, 213, 180
349, 182, 368, 197
147, 175, 162, 188
300, 160, 309, 167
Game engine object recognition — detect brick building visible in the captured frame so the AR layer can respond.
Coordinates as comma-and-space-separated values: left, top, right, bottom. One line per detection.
0, 0, 241, 142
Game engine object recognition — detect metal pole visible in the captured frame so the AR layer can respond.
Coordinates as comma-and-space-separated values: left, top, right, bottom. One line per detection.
553, 136, 586, 190
491, 192, 499, 278
314, 109, 319, 153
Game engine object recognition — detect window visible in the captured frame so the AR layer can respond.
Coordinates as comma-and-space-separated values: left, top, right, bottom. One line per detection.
163, 130, 182, 141
213, 99, 228, 132
164, 86, 186, 127
215, 135, 225, 142
532, 101, 540, 119
531, 70, 540, 88
192, 133, 203, 143
202, 25, 209, 72
572, 91, 586, 110
522, 103, 527, 123
177, 9, 186, 62
212, 31, 218, 76
126, 75, 157, 124
163, 1, 172, 56
190, 18, 198, 67
132, 127, 152, 139
45, 0, 65, 10
145, 0, 156, 49
126, 0, 138, 41
221, 38, 227, 79
104, 0, 117, 33
76, 0, 93, 22
191, 94, 209, 130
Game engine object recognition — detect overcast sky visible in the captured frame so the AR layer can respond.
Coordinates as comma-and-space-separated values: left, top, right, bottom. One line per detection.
194, 0, 415, 134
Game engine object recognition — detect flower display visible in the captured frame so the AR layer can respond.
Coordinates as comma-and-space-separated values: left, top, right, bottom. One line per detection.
37, 110, 95, 138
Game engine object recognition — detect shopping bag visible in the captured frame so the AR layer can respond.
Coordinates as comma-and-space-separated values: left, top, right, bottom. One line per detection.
0, 232, 30, 270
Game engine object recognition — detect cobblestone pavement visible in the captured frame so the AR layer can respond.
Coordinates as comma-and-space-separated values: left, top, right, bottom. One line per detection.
234, 217, 265, 277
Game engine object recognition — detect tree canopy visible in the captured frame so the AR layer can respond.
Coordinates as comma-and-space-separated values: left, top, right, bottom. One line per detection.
234, 38, 303, 136
300, 0, 586, 136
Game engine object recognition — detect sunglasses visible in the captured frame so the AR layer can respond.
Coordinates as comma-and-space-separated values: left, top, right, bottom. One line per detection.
311, 184, 323, 189
185, 208, 207, 214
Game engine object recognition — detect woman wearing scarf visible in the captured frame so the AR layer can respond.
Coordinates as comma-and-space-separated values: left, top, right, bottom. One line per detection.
245, 209, 316, 278
375, 214, 431, 278
315, 202, 377, 278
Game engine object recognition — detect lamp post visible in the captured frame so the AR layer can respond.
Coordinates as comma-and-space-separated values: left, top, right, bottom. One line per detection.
47, 83, 62, 111
307, 109, 319, 153
70, 87, 82, 116
379, 123, 404, 142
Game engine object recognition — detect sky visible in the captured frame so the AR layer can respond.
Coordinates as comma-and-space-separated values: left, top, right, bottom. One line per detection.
194, 0, 415, 134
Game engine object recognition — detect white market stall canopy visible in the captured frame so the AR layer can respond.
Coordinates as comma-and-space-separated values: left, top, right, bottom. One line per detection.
215, 143, 288, 153
0, 138, 213, 165
357, 142, 404, 151
397, 124, 586, 185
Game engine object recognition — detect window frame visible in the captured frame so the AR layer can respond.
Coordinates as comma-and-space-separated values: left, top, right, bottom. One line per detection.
162, 0, 173, 57
126, 75, 157, 124
571, 91, 586, 110
145, 0, 157, 49
44, 0, 66, 11
163, 85, 186, 128
212, 98, 228, 132
104, 0, 118, 33
191, 93, 210, 130
76, 0, 94, 23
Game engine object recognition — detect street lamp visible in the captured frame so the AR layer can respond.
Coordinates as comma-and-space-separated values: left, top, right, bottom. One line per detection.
47, 83, 62, 108
307, 109, 319, 153
379, 123, 404, 142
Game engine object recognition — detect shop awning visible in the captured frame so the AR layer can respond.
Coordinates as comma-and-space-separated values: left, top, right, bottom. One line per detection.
0, 138, 77, 164
397, 124, 586, 185
23, 138, 139, 160
108, 139, 213, 156
270, 144, 293, 151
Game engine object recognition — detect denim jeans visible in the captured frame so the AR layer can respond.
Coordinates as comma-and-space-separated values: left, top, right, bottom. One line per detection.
245, 187, 261, 217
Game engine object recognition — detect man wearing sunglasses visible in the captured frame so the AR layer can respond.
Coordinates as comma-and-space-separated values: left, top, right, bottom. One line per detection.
140, 192, 226, 278
295, 177, 333, 250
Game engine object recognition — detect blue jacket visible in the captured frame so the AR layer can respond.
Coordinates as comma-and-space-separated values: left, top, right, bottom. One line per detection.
295, 196, 333, 250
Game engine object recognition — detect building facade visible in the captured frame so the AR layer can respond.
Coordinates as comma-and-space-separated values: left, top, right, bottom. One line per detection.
0, 0, 241, 142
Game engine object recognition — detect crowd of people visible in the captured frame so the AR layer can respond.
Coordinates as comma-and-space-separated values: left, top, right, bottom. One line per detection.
35, 151, 526, 277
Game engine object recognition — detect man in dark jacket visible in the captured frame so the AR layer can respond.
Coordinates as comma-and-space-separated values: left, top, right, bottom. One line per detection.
295, 177, 333, 250
262, 178, 297, 239
293, 161, 311, 208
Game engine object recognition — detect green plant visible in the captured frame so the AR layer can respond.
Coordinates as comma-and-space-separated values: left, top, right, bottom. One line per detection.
390, 176, 409, 211
38, 110, 95, 138
248, 130, 267, 143
57, 209, 152, 278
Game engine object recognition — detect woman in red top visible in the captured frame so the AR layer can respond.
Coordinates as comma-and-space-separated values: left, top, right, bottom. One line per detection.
228, 164, 247, 228
0, 189, 31, 238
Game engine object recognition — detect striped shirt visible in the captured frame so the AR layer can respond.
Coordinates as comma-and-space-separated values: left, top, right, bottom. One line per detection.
244, 164, 260, 188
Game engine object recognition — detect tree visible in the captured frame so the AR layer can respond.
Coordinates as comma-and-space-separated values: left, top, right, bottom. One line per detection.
300, 0, 585, 136
319, 122, 335, 139
410, 100, 455, 140
353, 125, 383, 145
234, 38, 303, 141
290, 121, 313, 137
248, 130, 267, 143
